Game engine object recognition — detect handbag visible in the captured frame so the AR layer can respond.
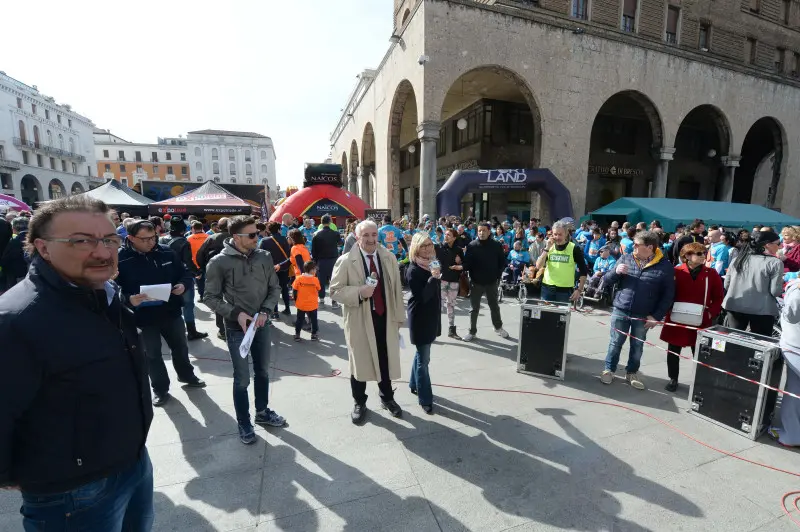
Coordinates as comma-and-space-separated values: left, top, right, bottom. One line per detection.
458, 272, 470, 297
670, 275, 708, 327
273, 237, 296, 278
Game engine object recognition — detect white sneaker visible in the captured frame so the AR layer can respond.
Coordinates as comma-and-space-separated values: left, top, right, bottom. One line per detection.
600, 370, 614, 385
462, 333, 475, 342
626, 372, 645, 390
495, 328, 509, 339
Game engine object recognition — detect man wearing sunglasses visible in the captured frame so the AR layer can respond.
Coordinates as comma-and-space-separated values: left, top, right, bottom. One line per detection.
116, 220, 206, 408
204, 215, 286, 445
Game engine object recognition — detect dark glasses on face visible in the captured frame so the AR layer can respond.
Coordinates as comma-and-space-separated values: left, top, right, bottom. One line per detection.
686, 252, 705, 257
236, 232, 259, 240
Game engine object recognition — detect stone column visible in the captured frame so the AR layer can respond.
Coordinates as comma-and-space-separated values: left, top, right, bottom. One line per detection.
718, 155, 740, 202
358, 166, 369, 204
348, 173, 358, 195
417, 121, 440, 222
651, 147, 675, 198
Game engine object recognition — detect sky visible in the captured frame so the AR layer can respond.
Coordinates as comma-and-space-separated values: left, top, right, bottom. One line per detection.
3, 0, 392, 189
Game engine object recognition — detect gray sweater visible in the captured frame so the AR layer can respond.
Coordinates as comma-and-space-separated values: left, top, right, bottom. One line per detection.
722, 253, 784, 316
781, 280, 800, 355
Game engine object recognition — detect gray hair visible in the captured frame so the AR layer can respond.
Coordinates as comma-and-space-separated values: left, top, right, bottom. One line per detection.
634, 230, 660, 250
12, 216, 28, 233
552, 220, 570, 234
355, 220, 378, 237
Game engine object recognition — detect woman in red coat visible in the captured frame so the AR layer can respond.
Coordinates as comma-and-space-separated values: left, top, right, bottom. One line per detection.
660, 242, 724, 392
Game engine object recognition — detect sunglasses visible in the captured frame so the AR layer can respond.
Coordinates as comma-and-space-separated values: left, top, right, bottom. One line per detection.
686, 252, 705, 257
235, 232, 259, 239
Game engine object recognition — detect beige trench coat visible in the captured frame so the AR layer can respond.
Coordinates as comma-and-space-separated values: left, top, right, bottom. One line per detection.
329, 245, 405, 382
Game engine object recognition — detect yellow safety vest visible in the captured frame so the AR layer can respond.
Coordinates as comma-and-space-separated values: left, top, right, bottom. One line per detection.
543, 242, 576, 288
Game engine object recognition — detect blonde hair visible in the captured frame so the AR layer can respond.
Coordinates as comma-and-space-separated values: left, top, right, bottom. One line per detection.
782, 226, 800, 240
408, 231, 433, 262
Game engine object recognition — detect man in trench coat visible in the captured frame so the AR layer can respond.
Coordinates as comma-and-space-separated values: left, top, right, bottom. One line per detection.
330, 220, 405, 424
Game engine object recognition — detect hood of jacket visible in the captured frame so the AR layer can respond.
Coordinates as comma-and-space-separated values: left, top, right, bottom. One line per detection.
221, 238, 255, 259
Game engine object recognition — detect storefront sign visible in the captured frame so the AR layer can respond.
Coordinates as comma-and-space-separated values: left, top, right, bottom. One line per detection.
304, 163, 344, 188
476, 169, 530, 190
437, 159, 479, 180
365, 208, 391, 221
588, 165, 644, 177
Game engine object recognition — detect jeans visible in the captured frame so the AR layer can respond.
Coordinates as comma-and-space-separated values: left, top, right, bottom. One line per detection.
226, 325, 271, 425
317, 258, 336, 299
295, 309, 318, 334
469, 282, 503, 335
604, 308, 647, 373
541, 284, 571, 303
20, 448, 153, 532
182, 283, 196, 323
140, 315, 196, 395
196, 272, 205, 300
408, 343, 433, 406
273, 270, 291, 313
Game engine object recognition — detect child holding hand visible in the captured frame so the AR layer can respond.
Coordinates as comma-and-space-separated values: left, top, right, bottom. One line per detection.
292, 261, 321, 341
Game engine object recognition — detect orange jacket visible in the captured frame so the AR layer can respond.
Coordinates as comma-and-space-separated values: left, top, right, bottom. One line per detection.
187, 232, 209, 268
292, 274, 321, 311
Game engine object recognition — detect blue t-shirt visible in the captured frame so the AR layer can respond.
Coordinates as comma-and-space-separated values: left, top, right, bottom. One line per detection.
116, 225, 127, 239
280, 224, 292, 237
593, 256, 617, 274
378, 225, 405, 255
620, 237, 634, 254
710, 242, 731, 275
466, 228, 477, 240
585, 236, 607, 259
507, 250, 531, 265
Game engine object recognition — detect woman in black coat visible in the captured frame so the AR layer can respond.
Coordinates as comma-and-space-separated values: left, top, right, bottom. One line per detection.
406, 231, 442, 414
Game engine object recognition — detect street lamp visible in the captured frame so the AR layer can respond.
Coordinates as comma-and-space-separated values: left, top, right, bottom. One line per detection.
707, 149, 717, 158
457, 118, 468, 130
408, 145, 416, 154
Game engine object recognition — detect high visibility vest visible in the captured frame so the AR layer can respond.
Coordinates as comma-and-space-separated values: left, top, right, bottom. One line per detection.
543, 242, 577, 288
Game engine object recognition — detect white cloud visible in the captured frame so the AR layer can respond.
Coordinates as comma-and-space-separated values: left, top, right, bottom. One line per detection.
2, 0, 391, 188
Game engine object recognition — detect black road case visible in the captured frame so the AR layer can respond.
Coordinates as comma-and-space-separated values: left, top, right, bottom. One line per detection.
689, 325, 783, 440
517, 300, 571, 380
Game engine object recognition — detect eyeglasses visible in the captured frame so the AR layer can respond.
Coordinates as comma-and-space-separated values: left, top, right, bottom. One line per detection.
686, 252, 706, 257
133, 235, 157, 243
46, 236, 122, 251
235, 232, 259, 240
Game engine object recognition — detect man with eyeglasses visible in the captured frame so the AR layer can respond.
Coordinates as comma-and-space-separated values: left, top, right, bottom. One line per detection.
204, 215, 286, 445
116, 219, 206, 407
0, 196, 155, 530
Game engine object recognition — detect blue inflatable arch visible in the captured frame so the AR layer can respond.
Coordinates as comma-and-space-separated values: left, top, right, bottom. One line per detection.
435, 169, 573, 221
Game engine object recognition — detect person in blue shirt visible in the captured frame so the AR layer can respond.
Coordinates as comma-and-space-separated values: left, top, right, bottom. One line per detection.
619, 226, 636, 255
466, 223, 477, 240
280, 213, 295, 237
495, 225, 512, 251
502, 241, 531, 285
432, 227, 444, 245
301, 218, 316, 255
378, 215, 407, 258
584, 227, 607, 268
709, 232, 733, 276
586, 246, 617, 297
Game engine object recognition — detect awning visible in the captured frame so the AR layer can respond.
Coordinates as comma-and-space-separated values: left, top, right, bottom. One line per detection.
148, 181, 254, 216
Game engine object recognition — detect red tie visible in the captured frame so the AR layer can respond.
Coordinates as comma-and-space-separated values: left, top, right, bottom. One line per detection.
368, 255, 385, 316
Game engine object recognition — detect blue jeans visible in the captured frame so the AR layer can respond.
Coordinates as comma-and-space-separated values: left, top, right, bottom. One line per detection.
182, 283, 196, 323
408, 343, 433, 406
226, 325, 271, 426
20, 448, 153, 532
541, 284, 571, 303
604, 308, 647, 373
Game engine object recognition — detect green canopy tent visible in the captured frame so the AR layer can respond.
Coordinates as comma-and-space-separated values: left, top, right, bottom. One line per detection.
584, 198, 800, 232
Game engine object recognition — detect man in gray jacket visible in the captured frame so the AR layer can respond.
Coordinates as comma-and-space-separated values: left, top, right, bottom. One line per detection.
204, 215, 286, 444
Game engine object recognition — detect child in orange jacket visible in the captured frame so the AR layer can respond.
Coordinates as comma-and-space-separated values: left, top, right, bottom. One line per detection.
292, 260, 321, 341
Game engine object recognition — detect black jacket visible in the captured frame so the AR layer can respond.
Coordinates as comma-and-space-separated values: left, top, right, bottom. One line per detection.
435, 243, 465, 283
162, 234, 199, 276
463, 237, 506, 285
311, 227, 342, 260
0, 231, 29, 291
259, 234, 292, 273
0, 256, 152, 494
196, 231, 230, 271
406, 263, 442, 345
116, 242, 189, 326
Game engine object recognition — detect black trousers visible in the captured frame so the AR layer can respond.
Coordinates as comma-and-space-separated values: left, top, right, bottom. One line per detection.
666, 344, 695, 381
215, 312, 225, 335
350, 310, 394, 405
469, 281, 503, 335
724, 310, 774, 337
295, 309, 318, 334
273, 269, 291, 312
317, 258, 336, 299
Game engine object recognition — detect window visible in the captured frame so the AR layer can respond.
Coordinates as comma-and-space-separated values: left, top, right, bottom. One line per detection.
194, 147, 201, 156
196, 162, 202, 170
261, 164, 267, 173
136, 165, 143, 172
214, 176, 221, 183
105, 163, 111, 172
505, 106, 535, 146
452, 106, 482, 151
230, 178, 237, 183
180, 153, 186, 161
62, 160, 67, 172
212, 148, 219, 160
68, 138, 74, 155
31, 104, 37, 115
16, 98, 22, 109
167, 166, 173, 175
245, 150, 251, 161
246, 163, 252, 175
153, 165, 159, 174
181, 167, 187, 175
699, 23, 710, 50
50, 157, 56, 169
135, 151, 142, 162
666, 6, 679, 44
45, 109, 50, 120
437, 125, 448, 157
57, 115, 61, 124
33, 126, 40, 148
120, 164, 126, 172
784, 0, 792, 23
750, 0, 760, 13
68, 119, 72, 128
793, 52, 799, 76
58, 134, 64, 150
572, 0, 588, 20
37, 154, 43, 167
247, 178, 252, 184
746, 38, 757, 64
117, 149, 124, 161
46, 130, 52, 147
260, 150, 267, 159
213, 162, 220, 174
228, 149, 235, 160
166, 152, 172, 161
72, 162, 77, 174
776, 48, 786, 72
87, 165, 92, 177
103, 149, 109, 158
229, 163, 236, 175
0, 145, 3, 159
22, 151, 28, 165
18, 121, 27, 143
622, 0, 637, 32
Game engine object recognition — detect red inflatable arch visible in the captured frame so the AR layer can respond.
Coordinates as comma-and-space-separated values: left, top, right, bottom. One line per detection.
269, 184, 371, 222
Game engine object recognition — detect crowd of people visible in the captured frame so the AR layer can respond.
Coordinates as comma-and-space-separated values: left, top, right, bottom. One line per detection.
0, 195, 799, 530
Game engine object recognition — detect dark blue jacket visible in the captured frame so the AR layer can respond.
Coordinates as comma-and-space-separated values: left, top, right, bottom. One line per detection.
0, 256, 152, 494
406, 263, 442, 345
0, 231, 29, 291
603, 249, 675, 321
116, 242, 191, 326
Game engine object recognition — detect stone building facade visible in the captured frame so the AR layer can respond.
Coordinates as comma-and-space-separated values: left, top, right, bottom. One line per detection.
330, 0, 800, 222
94, 131, 191, 187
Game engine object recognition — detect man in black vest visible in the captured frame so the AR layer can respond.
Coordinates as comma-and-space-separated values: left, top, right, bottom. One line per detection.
312, 214, 343, 308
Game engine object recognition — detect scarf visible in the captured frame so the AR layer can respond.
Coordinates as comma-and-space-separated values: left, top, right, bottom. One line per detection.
415, 256, 432, 271
689, 264, 703, 280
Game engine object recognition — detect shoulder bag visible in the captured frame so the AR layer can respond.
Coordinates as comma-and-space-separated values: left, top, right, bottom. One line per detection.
272, 237, 296, 278
670, 274, 708, 327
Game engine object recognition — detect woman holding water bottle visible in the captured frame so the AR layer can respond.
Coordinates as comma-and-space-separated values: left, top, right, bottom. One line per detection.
406, 232, 442, 414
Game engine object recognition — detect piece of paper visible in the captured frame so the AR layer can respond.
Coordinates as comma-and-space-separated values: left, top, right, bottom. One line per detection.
239, 316, 258, 359
399, 334, 406, 349
140, 284, 172, 302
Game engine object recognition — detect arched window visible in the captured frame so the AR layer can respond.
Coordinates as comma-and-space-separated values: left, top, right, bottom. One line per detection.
58, 134, 64, 149
228, 149, 235, 160
260, 164, 267, 174
246, 178, 252, 184
211, 148, 218, 160
261, 178, 267, 184
33, 126, 40, 148
212, 162, 219, 174
229, 162, 236, 175
196, 161, 202, 170
213, 176, 221, 183
46, 130, 52, 146
18, 121, 26, 143
245, 150, 251, 161
230, 177, 237, 183
260, 150, 267, 159
246, 164, 252, 175
68, 138, 75, 154
196, 176, 203, 182
194, 147, 201, 156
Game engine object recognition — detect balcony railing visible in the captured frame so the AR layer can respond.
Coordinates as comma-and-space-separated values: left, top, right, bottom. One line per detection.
11, 138, 86, 161
13, 137, 35, 149
0, 158, 21, 170
666, 32, 677, 44
621, 15, 635, 33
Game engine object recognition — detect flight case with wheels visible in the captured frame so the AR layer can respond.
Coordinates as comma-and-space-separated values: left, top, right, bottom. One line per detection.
516, 300, 571, 380
689, 325, 783, 441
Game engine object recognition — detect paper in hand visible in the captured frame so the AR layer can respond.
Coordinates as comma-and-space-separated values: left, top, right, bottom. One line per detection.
239, 316, 258, 359
140, 284, 172, 302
